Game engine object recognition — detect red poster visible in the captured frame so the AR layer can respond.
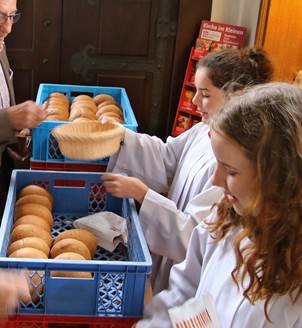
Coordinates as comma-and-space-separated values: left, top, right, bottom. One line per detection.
194, 20, 246, 58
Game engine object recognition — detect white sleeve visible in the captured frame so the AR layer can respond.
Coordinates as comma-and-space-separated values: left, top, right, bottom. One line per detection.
139, 185, 223, 262
107, 128, 193, 193
136, 224, 209, 327
293, 317, 302, 328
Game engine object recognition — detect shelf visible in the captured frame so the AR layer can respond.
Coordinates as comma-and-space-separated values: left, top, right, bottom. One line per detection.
171, 47, 200, 137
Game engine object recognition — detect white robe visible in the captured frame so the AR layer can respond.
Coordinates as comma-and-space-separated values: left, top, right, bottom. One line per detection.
137, 220, 302, 328
107, 123, 223, 292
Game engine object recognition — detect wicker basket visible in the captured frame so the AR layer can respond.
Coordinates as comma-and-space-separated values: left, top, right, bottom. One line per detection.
51, 121, 124, 160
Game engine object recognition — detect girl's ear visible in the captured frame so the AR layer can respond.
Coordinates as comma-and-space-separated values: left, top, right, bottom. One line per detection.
208, 130, 211, 138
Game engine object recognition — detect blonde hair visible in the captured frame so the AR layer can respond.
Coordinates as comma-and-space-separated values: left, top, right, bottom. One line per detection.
209, 82, 302, 319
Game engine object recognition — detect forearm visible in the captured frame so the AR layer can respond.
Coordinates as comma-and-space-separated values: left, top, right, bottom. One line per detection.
107, 129, 181, 193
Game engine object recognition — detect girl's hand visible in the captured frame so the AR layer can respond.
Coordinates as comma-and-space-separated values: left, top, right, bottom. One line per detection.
102, 174, 148, 204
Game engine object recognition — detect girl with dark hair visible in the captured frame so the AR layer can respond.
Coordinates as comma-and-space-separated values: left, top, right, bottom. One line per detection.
103, 48, 273, 293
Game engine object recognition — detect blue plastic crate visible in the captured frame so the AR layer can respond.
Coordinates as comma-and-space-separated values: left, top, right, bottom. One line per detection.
0, 170, 151, 317
32, 83, 138, 167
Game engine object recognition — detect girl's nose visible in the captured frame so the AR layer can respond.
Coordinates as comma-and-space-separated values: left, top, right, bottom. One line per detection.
211, 164, 226, 189
192, 90, 200, 107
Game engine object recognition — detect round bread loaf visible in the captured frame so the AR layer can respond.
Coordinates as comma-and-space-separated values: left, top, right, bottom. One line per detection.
70, 100, 97, 114
49, 92, 69, 104
14, 215, 52, 232
16, 194, 52, 211
9, 246, 48, 259
96, 104, 123, 117
46, 107, 69, 121
99, 111, 123, 120
11, 223, 52, 246
72, 95, 94, 103
97, 100, 119, 109
46, 114, 68, 121
94, 94, 114, 106
54, 229, 97, 257
8, 237, 50, 257
15, 203, 53, 227
52, 252, 92, 278
50, 238, 91, 260
69, 107, 97, 121
19, 185, 53, 205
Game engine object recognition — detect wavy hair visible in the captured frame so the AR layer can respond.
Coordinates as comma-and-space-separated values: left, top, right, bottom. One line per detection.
209, 82, 302, 319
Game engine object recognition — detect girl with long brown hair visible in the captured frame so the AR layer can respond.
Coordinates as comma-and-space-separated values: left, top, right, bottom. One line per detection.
135, 82, 302, 327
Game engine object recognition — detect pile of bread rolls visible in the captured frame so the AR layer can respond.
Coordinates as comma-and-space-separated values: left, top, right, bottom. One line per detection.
69, 95, 97, 123
8, 184, 98, 302
10, 184, 54, 258
9, 184, 54, 304
44, 92, 124, 124
94, 94, 124, 124
50, 228, 97, 278
43, 92, 69, 121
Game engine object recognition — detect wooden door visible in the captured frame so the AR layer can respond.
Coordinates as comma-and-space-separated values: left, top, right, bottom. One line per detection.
256, 0, 302, 82
6, 0, 62, 101
6, 0, 212, 137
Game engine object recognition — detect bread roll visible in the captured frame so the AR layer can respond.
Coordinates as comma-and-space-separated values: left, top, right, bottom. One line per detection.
54, 229, 97, 257
16, 194, 52, 211
51, 252, 92, 278
69, 107, 97, 121
47, 105, 68, 115
46, 114, 67, 121
96, 104, 123, 117
14, 215, 51, 232
9, 247, 48, 259
8, 237, 50, 257
49, 92, 69, 105
15, 203, 53, 227
11, 224, 52, 246
97, 100, 119, 109
72, 95, 94, 103
19, 185, 53, 205
70, 101, 97, 114
50, 238, 91, 260
94, 94, 114, 106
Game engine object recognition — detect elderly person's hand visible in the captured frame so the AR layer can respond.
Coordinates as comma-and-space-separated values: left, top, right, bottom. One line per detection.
102, 174, 149, 204
0, 270, 30, 318
7, 101, 47, 130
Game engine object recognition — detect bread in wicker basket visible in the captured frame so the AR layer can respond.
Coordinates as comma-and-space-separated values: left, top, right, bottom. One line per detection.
51, 121, 124, 160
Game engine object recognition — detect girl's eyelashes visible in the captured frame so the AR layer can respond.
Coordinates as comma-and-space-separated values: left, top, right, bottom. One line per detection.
200, 91, 210, 98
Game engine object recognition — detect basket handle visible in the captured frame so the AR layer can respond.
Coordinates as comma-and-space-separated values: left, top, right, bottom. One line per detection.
54, 179, 86, 188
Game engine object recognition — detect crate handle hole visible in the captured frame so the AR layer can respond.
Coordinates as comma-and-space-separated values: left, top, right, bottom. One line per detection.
50, 271, 94, 279
54, 179, 86, 188
70, 91, 94, 98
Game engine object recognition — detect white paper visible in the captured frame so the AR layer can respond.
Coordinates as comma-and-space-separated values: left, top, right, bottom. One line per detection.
73, 212, 128, 252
